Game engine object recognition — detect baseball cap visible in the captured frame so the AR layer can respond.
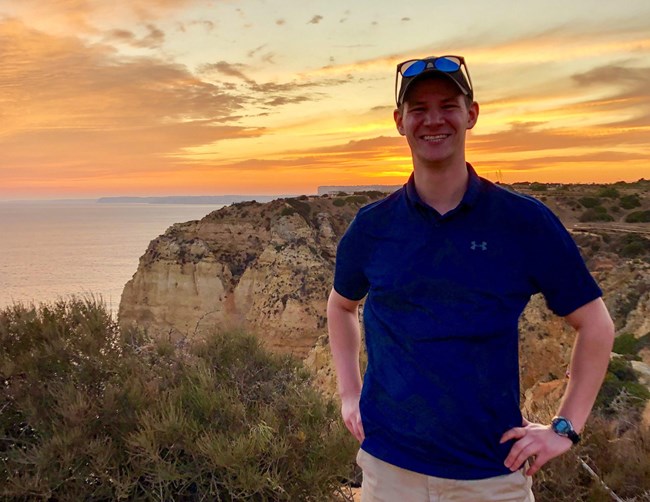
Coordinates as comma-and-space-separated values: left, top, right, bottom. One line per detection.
395, 55, 473, 107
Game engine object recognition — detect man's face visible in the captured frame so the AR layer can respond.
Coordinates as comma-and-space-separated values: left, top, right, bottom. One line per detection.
394, 77, 478, 168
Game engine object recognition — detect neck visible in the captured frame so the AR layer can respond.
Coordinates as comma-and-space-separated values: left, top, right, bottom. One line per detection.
412, 160, 469, 215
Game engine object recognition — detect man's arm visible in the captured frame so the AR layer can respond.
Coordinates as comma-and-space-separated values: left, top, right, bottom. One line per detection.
327, 288, 365, 443
501, 297, 615, 476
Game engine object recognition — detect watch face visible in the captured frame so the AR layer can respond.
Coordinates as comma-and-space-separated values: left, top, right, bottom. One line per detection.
553, 418, 571, 434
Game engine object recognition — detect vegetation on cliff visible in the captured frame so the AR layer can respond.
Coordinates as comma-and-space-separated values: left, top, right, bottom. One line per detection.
4, 180, 649, 500
0, 298, 357, 501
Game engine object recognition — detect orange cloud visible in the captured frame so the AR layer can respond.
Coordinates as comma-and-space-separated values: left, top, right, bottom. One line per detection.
1, 9, 649, 198
0, 20, 264, 197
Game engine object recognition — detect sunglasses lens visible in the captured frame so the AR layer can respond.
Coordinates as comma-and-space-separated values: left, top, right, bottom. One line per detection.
402, 60, 427, 77
435, 57, 461, 72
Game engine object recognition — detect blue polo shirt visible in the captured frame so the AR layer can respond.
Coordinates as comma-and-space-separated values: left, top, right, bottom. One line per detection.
334, 164, 602, 480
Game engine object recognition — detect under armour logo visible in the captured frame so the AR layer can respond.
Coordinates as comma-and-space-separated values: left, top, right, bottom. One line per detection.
471, 241, 487, 251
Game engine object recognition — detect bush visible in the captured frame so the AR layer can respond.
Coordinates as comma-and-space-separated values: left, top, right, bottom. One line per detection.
620, 234, 650, 258
345, 195, 368, 205
594, 357, 650, 415
597, 186, 620, 198
529, 182, 547, 192
579, 206, 614, 222
608, 357, 638, 382
0, 299, 356, 501
578, 196, 600, 208
332, 198, 346, 207
619, 194, 641, 209
285, 199, 312, 223
626, 210, 650, 223
613, 332, 640, 356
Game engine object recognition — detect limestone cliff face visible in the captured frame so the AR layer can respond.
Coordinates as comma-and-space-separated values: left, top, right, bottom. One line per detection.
119, 195, 383, 355
120, 190, 650, 413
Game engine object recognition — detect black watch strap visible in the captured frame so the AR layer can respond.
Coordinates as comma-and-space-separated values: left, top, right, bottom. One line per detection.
566, 429, 581, 444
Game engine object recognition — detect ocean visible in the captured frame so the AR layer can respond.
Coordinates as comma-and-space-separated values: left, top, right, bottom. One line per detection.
0, 201, 225, 314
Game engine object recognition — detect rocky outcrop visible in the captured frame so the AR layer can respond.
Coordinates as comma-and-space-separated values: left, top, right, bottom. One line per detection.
119, 187, 650, 415
119, 194, 382, 356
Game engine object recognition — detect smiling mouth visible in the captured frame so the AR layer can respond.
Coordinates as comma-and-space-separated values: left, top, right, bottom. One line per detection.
421, 134, 450, 142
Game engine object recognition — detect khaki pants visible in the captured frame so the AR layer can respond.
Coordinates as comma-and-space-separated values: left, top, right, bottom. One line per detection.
357, 449, 535, 502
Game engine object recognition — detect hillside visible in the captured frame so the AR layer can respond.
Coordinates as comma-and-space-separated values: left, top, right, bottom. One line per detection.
119, 180, 650, 413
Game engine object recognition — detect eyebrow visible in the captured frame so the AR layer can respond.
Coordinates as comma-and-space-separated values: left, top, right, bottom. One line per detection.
408, 94, 461, 106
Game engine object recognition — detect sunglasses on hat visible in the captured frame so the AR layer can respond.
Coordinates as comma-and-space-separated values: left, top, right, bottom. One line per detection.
395, 55, 473, 107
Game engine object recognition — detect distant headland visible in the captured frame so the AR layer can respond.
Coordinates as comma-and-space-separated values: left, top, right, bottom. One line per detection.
96, 195, 287, 205
95, 179, 649, 205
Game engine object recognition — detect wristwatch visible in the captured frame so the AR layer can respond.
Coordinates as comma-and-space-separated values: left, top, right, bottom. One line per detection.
551, 416, 581, 444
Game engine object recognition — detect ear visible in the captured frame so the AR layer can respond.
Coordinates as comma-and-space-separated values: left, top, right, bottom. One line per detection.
466, 101, 479, 130
394, 108, 405, 136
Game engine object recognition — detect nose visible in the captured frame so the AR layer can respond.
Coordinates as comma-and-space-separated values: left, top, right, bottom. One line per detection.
423, 108, 444, 125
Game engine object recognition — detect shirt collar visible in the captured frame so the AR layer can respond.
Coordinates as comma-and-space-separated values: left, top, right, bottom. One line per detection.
405, 162, 482, 213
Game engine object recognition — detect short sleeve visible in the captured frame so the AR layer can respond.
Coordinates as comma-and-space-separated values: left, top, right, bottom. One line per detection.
333, 216, 370, 301
527, 204, 602, 317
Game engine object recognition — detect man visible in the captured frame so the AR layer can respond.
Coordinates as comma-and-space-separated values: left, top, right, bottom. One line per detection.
327, 55, 614, 501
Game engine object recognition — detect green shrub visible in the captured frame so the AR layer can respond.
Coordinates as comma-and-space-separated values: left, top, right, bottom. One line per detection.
613, 332, 640, 355
0, 299, 356, 501
578, 196, 600, 208
595, 358, 650, 416
286, 199, 312, 222
345, 195, 368, 205
332, 198, 346, 207
597, 186, 620, 198
619, 194, 641, 209
529, 182, 547, 192
579, 206, 614, 222
620, 234, 649, 258
625, 210, 650, 223
608, 357, 638, 382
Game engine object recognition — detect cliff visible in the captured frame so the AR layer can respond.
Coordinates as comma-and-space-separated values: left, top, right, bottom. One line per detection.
119, 183, 650, 411
119, 194, 383, 355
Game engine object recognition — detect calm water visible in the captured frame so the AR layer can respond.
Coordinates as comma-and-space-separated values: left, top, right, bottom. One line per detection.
0, 201, 224, 314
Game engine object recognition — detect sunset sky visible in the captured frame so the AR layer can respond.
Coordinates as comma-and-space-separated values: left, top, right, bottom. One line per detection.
1, 0, 649, 199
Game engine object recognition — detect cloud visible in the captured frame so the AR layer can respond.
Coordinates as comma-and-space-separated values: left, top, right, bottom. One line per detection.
105, 28, 136, 43
211, 136, 409, 172
200, 60, 255, 83
245, 45, 276, 64
0, 19, 371, 196
308, 15, 323, 25
6, 0, 202, 34
105, 23, 165, 48
173, 20, 214, 35
198, 59, 354, 109
572, 64, 650, 91
140, 23, 164, 47
0, 19, 259, 195
187, 19, 215, 32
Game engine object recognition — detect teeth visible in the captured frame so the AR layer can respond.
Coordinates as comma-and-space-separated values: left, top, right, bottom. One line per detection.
423, 134, 447, 140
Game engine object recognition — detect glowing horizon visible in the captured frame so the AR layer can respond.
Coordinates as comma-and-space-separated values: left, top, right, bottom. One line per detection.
1, 0, 649, 200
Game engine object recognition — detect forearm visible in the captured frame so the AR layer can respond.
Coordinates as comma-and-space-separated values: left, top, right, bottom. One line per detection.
327, 292, 363, 399
503, 300, 614, 475
557, 302, 615, 431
